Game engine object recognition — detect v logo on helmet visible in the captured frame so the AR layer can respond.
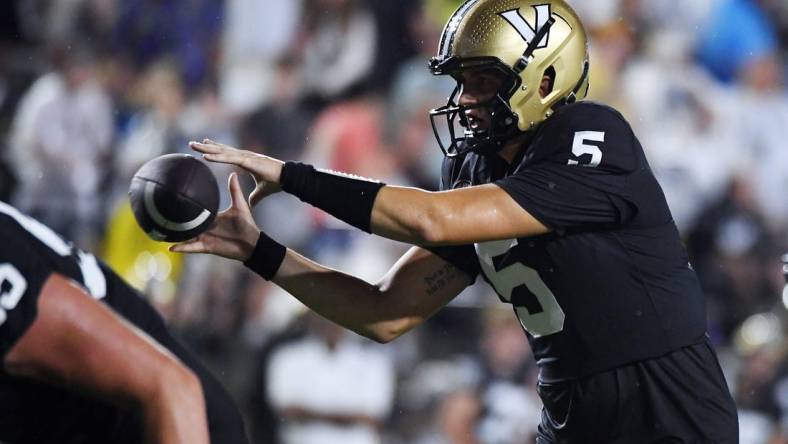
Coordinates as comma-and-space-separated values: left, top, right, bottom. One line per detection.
499, 4, 552, 49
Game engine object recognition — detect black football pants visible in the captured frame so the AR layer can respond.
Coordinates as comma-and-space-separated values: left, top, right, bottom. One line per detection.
535, 341, 739, 444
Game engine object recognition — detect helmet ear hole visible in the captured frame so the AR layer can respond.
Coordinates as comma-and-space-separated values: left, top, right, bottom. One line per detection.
541, 66, 556, 97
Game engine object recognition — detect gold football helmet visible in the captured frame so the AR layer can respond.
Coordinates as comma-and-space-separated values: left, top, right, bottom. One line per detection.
429, 0, 589, 157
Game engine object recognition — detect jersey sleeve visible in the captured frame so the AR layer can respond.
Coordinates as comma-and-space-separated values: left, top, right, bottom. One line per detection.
0, 233, 52, 359
424, 155, 480, 281
495, 103, 640, 234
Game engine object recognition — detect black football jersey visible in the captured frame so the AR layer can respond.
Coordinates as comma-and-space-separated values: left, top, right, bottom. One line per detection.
431, 101, 707, 381
0, 202, 248, 444
0, 201, 112, 359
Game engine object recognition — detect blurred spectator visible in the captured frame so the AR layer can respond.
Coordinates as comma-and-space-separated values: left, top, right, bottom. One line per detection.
266, 313, 395, 444
246, 318, 310, 444
366, 0, 420, 91
0, 2, 22, 44
8, 45, 113, 247
166, 255, 256, 402
220, 0, 303, 113
386, 2, 455, 189
761, 0, 788, 61
42, 0, 117, 46
179, 82, 236, 148
585, 21, 637, 108
687, 178, 776, 340
237, 56, 317, 160
113, 0, 224, 90
632, 0, 716, 41
619, 29, 740, 229
734, 343, 785, 444
476, 311, 540, 444
776, 371, 788, 443
113, 59, 186, 189
696, 0, 779, 85
302, 94, 395, 181
569, 0, 637, 30
416, 390, 483, 444
728, 76, 788, 227
298, 0, 378, 103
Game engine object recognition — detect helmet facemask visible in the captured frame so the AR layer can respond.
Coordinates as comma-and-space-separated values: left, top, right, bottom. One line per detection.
429, 60, 521, 157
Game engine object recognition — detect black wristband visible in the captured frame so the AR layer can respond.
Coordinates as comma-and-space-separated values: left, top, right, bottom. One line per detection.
243, 232, 287, 280
280, 162, 385, 233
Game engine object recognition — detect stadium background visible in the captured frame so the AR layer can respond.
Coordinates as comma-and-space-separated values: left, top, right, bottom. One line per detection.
0, 0, 786, 442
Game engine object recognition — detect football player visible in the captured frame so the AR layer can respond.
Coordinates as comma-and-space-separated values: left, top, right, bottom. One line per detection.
0, 201, 248, 444
175, 0, 738, 442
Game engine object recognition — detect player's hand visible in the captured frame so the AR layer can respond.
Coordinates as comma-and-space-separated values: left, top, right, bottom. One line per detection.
169, 173, 261, 261
189, 139, 283, 206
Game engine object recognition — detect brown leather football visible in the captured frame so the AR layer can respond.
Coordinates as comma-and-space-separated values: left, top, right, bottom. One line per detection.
129, 154, 219, 242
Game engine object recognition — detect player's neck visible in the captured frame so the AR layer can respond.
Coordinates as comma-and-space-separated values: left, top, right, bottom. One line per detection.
498, 134, 528, 165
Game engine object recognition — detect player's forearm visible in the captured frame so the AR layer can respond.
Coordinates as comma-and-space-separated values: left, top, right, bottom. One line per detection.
272, 250, 412, 343
5, 274, 212, 444
141, 365, 210, 444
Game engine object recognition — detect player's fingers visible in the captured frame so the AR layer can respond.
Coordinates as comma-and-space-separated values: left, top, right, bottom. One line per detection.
199, 147, 252, 165
227, 173, 248, 211
189, 140, 222, 154
203, 139, 235, 150
201, 152, 241, 166
194, 144, 269, 183
205, 156, 267, 185
249, 184, 269, 207
199, 139, 241, 154
249, 188, 263, 207
169, 239, 207, 254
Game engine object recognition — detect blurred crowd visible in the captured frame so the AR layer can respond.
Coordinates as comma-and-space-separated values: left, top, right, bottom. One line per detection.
0, 0, 787, 443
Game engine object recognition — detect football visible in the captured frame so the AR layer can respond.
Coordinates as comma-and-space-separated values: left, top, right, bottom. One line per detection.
129, 154, 220, 242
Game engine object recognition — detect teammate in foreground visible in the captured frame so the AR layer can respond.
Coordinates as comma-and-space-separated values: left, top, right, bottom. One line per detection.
174, 0, 738, 442
0, 201, 248, 444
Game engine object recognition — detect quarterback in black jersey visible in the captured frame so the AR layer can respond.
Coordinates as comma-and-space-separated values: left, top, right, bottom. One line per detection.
174, 0, 738, 442
0, 202, 248, 444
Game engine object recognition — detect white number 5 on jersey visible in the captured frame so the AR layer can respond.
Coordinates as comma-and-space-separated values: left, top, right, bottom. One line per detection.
475, 239, 565, 337
568, 131, 604, 167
